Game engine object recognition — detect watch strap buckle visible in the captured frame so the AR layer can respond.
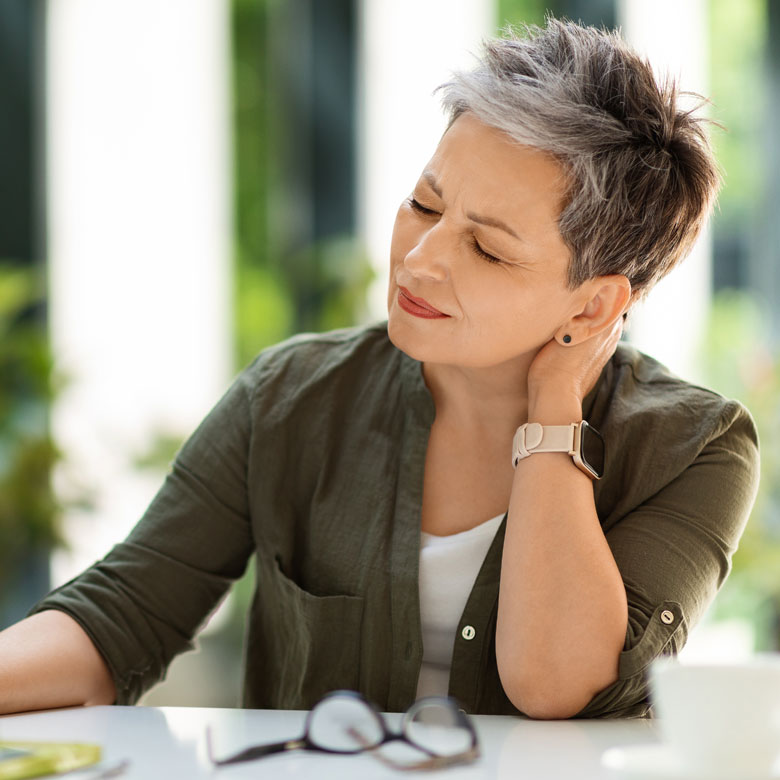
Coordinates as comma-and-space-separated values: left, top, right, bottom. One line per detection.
511, 422, 578, 467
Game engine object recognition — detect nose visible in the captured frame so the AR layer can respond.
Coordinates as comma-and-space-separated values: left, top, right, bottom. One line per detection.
403, 220, 451, 282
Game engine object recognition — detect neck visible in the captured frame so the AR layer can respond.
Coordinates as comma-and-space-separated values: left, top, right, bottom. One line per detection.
422, 353, 535, 433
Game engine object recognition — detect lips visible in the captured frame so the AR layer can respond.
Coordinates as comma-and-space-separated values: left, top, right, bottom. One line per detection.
397, 287, 450, 319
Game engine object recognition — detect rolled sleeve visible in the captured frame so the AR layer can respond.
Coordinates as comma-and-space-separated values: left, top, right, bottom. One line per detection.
28, 368, 257, 704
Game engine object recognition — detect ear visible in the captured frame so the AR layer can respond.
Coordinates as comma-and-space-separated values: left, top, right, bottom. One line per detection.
554, 275, 632, 345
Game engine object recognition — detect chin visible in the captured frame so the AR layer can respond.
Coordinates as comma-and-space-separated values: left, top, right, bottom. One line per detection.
387, 315, 417, 356
387, 314, 438, 363
387, 317, 468, 366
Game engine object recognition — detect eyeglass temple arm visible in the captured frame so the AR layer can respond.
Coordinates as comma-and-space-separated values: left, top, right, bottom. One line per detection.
206, 727, 306, 766
365, 745, 481, 772
347, 727, 480, 771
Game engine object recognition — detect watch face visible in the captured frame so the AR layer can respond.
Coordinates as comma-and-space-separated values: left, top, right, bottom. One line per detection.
580, 421, 605, 478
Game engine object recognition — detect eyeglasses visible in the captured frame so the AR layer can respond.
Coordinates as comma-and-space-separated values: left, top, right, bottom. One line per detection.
206, 690, 481, 771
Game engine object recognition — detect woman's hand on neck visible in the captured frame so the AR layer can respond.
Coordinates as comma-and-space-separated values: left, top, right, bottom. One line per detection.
526, 317, 624, 425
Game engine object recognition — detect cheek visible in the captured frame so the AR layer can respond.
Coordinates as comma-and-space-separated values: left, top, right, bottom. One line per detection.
463, 271, 520, 313
465, 276, 562, 334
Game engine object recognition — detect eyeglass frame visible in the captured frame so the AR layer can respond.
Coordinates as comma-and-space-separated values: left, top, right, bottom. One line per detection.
206, 689, 481, 771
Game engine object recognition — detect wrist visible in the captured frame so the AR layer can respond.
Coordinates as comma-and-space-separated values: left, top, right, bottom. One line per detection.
527, 392, 583, 425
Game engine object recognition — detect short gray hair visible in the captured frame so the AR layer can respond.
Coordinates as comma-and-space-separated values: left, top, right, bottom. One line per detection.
437, 18, 720, 296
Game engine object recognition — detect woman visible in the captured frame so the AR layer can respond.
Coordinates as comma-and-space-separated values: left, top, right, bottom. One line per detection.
0, 19, 759, 719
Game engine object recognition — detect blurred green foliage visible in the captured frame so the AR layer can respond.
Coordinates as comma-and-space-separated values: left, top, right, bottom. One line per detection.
497, 0, 547, 29
0, 264, 64, 590
232, 0, 283, 364
279, 235, 374, 335
231, 0, 372, 368
709, 0, 766, 227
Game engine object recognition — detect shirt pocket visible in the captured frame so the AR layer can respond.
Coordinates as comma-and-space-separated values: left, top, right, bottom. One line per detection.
247, 555, 365, 709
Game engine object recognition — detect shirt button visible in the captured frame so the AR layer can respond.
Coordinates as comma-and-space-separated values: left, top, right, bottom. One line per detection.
660, 610, 675, 625
461, 625, 476, 641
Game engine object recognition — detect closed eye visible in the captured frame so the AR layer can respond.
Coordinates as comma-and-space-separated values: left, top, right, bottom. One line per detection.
408, 196, 438, 216
470, 238, 502, 265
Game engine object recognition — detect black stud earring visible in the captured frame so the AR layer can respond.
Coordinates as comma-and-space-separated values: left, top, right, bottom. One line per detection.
562, 334, 572, 344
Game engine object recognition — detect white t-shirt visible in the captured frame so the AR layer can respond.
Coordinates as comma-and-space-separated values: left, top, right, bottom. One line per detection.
416, 513, 504, 699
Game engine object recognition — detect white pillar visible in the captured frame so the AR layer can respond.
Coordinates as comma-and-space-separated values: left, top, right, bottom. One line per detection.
46, 0, 232, 585
617, 0, 712, 381
357, 0, 495, 318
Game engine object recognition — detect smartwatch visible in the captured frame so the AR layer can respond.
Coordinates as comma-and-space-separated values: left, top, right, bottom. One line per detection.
511, 421, 605, 480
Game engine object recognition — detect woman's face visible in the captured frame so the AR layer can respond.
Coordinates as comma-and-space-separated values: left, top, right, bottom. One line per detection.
387, 112, 585, 369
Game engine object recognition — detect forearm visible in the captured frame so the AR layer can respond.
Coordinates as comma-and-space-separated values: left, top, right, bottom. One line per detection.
0, 611, 116, 714
496, 399, 627, 718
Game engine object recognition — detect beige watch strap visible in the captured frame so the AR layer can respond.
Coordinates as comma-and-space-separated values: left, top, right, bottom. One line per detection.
512, 422, 577, 467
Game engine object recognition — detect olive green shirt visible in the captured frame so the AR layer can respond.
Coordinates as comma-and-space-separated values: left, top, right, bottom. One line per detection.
31, 323, 759, 717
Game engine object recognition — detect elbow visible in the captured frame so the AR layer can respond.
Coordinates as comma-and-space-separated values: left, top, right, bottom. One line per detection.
83, 659, 118, 707
497, 659, 615, 720
84, 682, 117, 707
501, 678, 590, 720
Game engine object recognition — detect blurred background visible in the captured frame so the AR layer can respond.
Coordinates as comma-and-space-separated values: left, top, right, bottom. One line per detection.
0, 0, 778, 706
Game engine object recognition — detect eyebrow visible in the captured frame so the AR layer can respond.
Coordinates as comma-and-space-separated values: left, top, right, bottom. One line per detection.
465, 213, 520, 240
421, 170, 521, 241
422, 171, 443, 198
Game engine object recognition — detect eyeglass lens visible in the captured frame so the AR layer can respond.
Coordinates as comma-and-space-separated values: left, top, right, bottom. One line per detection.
306, 694, 385, 752
404, 700, 474, 757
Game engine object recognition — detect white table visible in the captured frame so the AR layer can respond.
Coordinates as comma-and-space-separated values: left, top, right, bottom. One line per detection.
0, 705, 660, 779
